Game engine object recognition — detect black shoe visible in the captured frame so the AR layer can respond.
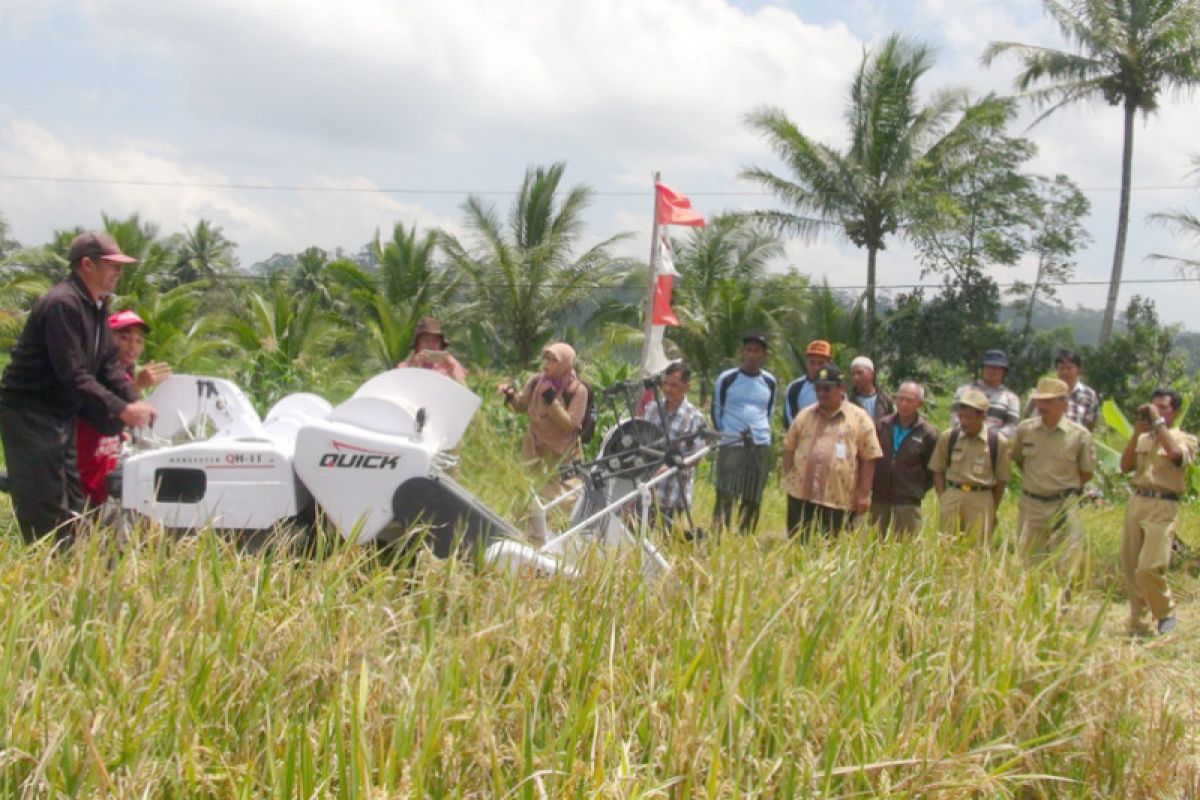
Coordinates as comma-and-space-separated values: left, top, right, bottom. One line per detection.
1157, 616, 1178, 635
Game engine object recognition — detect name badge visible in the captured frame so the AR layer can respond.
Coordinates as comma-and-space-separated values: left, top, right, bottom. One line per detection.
835, 442, 847, 459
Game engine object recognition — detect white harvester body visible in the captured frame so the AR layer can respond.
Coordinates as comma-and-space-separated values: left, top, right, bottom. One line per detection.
114, 369, 711, 581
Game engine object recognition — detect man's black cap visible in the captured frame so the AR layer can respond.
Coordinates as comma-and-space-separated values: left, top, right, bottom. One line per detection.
741, 331, 768, 349
813, 364, 842, 386
981, 349, 1009, 369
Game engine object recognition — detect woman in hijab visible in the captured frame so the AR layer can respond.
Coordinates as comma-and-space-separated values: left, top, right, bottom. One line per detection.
498, 342, 589, 498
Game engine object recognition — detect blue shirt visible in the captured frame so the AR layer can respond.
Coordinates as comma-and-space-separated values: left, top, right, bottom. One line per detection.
712, 368, 776, 445
856, 393, 878, 420
892, 421, 914, 454
783, 377, 818, 427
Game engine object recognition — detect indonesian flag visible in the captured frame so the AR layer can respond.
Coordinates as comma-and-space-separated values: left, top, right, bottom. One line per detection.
651, 234, 678, 326
655, 183, 705, 227
640, 232, 679, 377
640, 179, 703, 380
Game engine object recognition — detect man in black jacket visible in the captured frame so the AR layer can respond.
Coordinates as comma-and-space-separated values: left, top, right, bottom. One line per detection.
0, 231, 156, 544
870, 381, 939, 535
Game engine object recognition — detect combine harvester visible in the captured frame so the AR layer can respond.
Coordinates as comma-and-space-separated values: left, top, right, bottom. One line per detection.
111, 369, 721, 580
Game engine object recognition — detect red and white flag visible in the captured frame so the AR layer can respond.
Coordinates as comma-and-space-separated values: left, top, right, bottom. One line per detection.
641, 179, 704, 379
655, 183, 706, 228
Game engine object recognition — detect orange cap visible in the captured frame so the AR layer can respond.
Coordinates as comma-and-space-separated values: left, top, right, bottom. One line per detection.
805, 339, 832, 358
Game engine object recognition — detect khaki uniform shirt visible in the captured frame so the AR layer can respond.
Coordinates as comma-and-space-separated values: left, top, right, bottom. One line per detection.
783, 400, 883, 511
1131, 428, 1198, 495
930, 427, 1012, 487
1010, 416, 1096, 494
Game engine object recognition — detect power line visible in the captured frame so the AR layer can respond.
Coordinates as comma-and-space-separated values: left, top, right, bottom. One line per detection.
0, 173, 1194, 196
185, 273, 1200, 292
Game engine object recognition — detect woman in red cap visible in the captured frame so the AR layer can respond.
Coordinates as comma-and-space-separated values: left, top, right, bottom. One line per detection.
76, 310, 172, 506
397, 317, 468, 384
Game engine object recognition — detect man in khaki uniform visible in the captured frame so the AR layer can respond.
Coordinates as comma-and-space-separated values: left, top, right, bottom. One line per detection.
782, 364, 882, 541
931, 388, 1010, 542
1010, 378, 1096, 575
1120, 388, 1198, 636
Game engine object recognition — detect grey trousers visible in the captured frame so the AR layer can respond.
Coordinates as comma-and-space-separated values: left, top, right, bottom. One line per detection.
0, 405, 83, 544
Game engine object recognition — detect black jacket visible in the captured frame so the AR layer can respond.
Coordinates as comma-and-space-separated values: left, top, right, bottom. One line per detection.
1, 273, 136, 427
873, 412, 939, 505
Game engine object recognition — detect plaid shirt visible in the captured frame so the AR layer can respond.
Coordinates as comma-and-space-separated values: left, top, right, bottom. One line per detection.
1023, 380, 1100, 429
1065, 381, 1100, 429
645, 397, 708, 510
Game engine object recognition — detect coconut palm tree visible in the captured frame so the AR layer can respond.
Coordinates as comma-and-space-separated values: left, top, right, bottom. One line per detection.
225, 285, 335, 409
174, 218, 237, 285
439, 162, 634, 370
130, 284, 227, 373
742, 33, 963, 346
666, 216, 792, 402
1148, 154, 1200, 273
328, 222, 460, 369
99, 214, 177, 304
983, 0, 1200, 344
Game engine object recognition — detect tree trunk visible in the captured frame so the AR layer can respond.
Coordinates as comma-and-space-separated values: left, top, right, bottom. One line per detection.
1099, 101, 1136, 346
866, 246, 878, 348
1021, 277, 1039, 345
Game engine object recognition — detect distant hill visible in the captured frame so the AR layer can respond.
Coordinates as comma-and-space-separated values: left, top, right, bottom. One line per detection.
998, 300, 1199, 369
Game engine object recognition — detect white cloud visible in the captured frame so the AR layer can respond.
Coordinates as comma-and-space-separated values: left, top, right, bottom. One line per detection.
3, 0, 1197, 326
0, 114, 453, 262
81, 0, 862, 160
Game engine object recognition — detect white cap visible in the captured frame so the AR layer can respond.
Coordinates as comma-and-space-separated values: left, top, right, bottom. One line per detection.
850, 356, 874, 372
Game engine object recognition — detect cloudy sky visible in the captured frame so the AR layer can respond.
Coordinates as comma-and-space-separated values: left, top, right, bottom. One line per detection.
1, 0, 1198, 327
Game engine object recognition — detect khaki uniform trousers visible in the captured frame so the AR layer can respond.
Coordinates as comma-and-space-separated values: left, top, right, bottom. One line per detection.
1017, 495, 1083, 577
870, 501, 922, 536
938, 487, 995, 542
1122, 495, 1178, 625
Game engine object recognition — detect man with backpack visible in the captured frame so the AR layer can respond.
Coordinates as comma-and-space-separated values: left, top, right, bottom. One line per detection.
711, 332, 777, 534
930, 388, 1010, 542
498, 342, 592, 500
782, 339, 832, 428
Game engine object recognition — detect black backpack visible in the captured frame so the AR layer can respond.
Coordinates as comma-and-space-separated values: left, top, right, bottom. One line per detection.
564, 383, 597, 444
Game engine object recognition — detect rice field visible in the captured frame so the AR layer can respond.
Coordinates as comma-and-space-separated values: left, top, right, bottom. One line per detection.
1, 413, 1198, 797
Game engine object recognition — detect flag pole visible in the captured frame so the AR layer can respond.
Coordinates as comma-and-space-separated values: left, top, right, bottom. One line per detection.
638, 171, 662, 378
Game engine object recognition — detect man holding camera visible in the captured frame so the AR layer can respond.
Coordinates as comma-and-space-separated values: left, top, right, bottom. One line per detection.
1120, 388, 1197, 636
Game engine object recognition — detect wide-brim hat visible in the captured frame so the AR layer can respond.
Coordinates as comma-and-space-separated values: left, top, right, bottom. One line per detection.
410, 317, 447, 349
1030, 377, 1069, 400
955, 388, 990, 413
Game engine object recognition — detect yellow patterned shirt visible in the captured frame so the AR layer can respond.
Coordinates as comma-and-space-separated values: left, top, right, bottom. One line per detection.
783, 400, 883, 510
